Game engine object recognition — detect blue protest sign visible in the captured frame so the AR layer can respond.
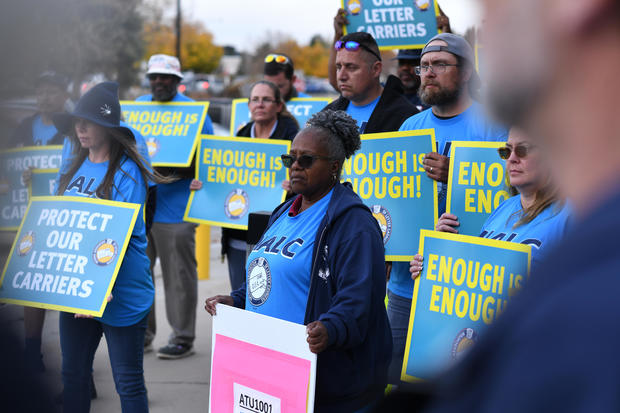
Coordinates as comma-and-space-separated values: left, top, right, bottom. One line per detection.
121, 101, 209, 167
184, 136, 291, 229
229, 98, 331, 136
29, 169, 58, 198
402, 230, 531, 382
0, 196, 140, 316
341, 130, 437, 260
446, 142, 510, 236
0, 146, 63, 231
341, 0, 440, 50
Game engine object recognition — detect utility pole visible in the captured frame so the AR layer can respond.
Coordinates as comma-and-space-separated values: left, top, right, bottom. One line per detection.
175, 0, 181, 63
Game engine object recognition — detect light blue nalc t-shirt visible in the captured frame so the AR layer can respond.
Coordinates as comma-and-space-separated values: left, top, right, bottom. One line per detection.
390, 103, 509, 300
346, 96, 380, 134
136, 91, 214, 223
32, 116, 58, 146
63, 156, 154, 326
244, 190, 333, 324
479, 195, 571, 269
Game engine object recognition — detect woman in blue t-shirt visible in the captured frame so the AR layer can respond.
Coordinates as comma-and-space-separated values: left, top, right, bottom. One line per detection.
53, 82, 167, 412
205, 110, 392, 412
410, 127, 571, 276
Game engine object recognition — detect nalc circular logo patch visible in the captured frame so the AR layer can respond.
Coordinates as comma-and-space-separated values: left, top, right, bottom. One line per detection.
371, 205, 392, 245
247, 257, 272, 306
92, 239, 118, 266
224, 189, 249, 220
17, 231, 35, 256
451, 328, 477, 360
146, 137, 160, 158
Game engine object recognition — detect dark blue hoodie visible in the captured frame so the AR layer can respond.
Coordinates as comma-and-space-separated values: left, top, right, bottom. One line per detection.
231, 182, 392, 412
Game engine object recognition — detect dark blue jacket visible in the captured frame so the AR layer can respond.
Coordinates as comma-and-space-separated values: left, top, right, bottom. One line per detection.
231, 182, 392, 412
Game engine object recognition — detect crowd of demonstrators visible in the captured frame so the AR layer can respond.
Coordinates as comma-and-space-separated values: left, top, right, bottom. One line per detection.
137, 54, 214, 360
323, 32, 418, 134
410, 127, 571, 278
53, 81, 169, 412
7, 2, 613, 409
263, 53, 310, 101
206, 110, 392, 412
191, 80, 299, 291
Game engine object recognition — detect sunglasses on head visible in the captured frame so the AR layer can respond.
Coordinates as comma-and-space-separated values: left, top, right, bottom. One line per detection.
498, 144, 534, 160
334, 40, 382, 62
264, 54, 290, 64
281, 153, 332, 169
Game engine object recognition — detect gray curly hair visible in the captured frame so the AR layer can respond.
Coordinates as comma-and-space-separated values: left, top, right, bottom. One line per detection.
304, 110, 361, 175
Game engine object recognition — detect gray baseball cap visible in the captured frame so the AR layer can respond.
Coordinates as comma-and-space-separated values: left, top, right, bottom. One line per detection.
421, 33, 475, 64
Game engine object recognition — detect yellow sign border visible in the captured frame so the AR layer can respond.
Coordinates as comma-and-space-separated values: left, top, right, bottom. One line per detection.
340, 0, 441, 50
0, 146, 63, 231
401, 229, 531, 382
183, 135, 291, 230
445, 141, 507, 216
120, 100, 209, 168
229, 97, 332, 136
0, 195, 140, 317
345, 129, 439, 261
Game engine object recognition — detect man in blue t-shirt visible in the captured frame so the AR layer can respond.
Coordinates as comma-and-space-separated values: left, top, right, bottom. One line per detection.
137, 54, 214, 360
9, 71, 70, 148
263, 53, 310, 101
389, 33, 508, 385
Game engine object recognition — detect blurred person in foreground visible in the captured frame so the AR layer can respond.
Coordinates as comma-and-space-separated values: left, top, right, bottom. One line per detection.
323, 31, 418, 134
263, 53, 310, 101
190, 80, 299, 291
206, 110, 392, 412
379, 0, 620, 411
410, 127, 571, 277
137, 54, 214, 359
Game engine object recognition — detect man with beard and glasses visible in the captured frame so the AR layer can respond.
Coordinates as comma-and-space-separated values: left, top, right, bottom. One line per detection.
387, 33, 508, 389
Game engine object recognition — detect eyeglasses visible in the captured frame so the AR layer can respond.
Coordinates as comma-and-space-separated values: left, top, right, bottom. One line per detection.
498, 144, 535, 160
334, 40, 382, 62
281, 153, 333, 169
250, 96, 276, 105
414, 64, 460, 75
264, 54, 290, 64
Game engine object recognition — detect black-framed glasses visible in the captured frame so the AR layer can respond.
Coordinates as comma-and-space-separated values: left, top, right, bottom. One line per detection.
264, 54, 290, 65
414, 64, 460, 75
334, 40, 382, 62
281, 154, 332, 169
498, 144, 535, 160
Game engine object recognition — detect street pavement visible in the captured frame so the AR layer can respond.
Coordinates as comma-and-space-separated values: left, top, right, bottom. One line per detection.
0, 228, 230, 413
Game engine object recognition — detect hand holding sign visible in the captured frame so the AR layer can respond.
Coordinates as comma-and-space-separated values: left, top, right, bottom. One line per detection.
423, 151, 450, 183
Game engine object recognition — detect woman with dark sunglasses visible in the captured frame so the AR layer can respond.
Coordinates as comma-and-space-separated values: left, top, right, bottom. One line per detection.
410, 128, 571, 279
205, 110, 392, 412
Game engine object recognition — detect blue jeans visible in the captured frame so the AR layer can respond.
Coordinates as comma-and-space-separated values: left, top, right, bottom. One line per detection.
386, 290, 412, 385
60, 312, 148, 412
